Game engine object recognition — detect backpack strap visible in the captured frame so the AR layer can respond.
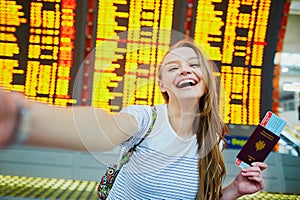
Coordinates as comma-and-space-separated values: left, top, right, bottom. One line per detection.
118, 106, 157, 169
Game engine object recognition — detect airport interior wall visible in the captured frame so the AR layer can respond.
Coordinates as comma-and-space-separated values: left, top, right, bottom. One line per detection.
0, 145, 299, 194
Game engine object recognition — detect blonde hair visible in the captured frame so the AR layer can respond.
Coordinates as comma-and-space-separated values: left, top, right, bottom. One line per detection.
158, 39, 228, 200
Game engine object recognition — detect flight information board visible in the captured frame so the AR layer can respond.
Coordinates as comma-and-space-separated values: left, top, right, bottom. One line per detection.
193, 0, 284, 126
0, 0, 83, 106
0, 0, 285, 127
91, 0, 178, 112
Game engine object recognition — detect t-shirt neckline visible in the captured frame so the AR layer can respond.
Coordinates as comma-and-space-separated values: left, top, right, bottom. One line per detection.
161, 104, 197, 142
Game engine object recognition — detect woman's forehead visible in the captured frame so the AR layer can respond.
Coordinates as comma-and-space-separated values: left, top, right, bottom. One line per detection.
163, 47, 198, 63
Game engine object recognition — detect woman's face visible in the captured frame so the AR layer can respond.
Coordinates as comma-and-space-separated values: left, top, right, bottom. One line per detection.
159, 46, 206, 103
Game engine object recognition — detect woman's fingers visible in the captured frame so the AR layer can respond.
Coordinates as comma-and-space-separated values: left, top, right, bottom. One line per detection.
240, 162, 267, 188
252, 162, 268, 171
0, 89, 19, 147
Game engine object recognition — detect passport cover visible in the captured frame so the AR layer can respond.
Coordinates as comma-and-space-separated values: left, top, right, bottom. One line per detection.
236, 125, 280, 166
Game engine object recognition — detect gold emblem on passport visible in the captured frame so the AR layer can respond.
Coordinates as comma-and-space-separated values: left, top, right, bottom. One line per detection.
255, 140, 266, 151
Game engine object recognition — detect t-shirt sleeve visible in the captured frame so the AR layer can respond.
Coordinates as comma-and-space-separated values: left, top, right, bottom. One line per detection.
119, 105, 152, 148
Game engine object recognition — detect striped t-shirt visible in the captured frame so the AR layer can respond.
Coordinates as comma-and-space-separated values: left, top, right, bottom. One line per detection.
107, 104, 199, 199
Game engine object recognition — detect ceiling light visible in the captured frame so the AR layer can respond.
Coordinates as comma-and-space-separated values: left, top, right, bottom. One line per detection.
281, 67, 289, 72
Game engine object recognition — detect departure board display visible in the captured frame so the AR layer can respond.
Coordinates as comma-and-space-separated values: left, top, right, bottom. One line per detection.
91, 0, 177, 112
0, 0, 83, 106
0, 0, 285, 128
193, 0, 284, 126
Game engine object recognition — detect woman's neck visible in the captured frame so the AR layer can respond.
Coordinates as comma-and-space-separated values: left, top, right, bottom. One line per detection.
167, 99, 198, 138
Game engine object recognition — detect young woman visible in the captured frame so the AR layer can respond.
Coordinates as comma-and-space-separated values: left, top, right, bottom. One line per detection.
0, 40, 267, 200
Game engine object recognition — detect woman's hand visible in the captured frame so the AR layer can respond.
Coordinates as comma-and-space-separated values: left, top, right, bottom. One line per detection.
221, 162, 268, 200
0, 89, 20, 147
234, 162, 268, 195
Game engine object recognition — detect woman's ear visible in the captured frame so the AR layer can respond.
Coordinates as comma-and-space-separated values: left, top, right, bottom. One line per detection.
158, 79, 166, 92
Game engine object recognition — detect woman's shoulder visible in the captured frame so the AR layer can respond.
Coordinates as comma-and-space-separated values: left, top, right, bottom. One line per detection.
121, 104, 166, 114
120, 104, 151, 115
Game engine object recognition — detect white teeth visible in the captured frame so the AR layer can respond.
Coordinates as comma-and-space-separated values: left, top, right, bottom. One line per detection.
177, 79, 196, 88
180, 80, 195, 84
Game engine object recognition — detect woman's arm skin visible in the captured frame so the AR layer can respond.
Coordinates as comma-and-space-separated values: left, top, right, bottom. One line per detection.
0, 90, 138, 151
221, 162, 268, 200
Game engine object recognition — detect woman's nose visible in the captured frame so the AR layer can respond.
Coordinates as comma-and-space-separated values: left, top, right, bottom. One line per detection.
179, 64, 191, 75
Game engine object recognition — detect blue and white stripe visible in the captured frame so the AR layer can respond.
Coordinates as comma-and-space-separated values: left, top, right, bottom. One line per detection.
108, 104, 199, 199
108, 146, 199, 199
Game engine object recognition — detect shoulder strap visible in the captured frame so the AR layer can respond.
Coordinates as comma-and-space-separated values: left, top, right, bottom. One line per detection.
131, 106, 157, 148
118, 106, 157, 169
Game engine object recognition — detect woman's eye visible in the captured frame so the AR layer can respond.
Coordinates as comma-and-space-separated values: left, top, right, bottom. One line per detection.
169, 66, 179, 71
190, 63, 200, 68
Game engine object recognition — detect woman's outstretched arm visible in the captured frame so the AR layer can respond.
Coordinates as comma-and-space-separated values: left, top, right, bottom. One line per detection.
0, 89, 138, 151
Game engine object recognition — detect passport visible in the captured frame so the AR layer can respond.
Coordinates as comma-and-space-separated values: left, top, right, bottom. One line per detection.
235, 111, 286, 168
236, 125, 280, 166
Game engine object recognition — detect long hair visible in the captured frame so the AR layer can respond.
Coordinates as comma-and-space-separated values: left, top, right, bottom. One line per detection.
158, 39, 228, 200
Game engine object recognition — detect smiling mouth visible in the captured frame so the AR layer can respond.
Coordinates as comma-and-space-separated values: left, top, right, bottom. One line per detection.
176, 79, 197, 88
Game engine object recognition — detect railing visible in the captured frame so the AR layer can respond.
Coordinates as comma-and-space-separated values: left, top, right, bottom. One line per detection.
279, 120, 300, 156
